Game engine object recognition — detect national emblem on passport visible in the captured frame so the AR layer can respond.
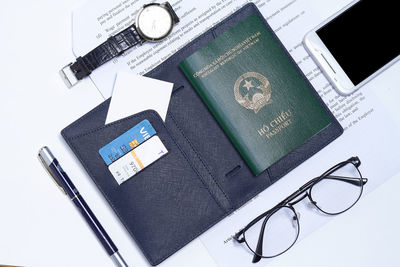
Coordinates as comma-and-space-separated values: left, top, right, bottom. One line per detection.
234, 72, 272, 114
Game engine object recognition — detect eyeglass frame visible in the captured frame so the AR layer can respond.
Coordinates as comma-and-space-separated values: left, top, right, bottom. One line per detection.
233, 156, 368, 263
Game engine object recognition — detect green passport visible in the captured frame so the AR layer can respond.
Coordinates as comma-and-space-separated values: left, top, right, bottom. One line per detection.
179, 14, 331, 175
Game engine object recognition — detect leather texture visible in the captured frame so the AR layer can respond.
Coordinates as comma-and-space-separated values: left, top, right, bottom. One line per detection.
70, 25, 143, 80
62, 3, 343, 265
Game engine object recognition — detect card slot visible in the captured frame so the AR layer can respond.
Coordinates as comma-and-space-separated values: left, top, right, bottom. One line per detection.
142, 29, 274, 209
63, 109, 226, 265
165, 82, 272, 209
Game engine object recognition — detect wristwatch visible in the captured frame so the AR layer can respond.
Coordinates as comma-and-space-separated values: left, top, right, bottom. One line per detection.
60, 2, 179, 88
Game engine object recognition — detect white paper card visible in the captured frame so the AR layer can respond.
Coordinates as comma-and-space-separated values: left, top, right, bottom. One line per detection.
106, 72, 173, 124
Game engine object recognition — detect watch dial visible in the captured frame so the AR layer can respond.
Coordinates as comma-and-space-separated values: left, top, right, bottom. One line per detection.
137, 5, 173, 40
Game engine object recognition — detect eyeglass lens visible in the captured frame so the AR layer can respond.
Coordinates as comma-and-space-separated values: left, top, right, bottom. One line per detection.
244, 206, 299, 257
242, 161, 364, 258
310, 162, 363, 215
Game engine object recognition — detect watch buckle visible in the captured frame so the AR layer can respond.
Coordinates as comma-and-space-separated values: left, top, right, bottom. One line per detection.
59, 63, 79, 88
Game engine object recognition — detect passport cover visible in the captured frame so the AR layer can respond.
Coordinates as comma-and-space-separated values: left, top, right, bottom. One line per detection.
61, 3, 343, 266
179, 14, 331, 175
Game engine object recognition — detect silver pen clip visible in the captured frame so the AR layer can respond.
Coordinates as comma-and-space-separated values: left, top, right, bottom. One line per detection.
38, 146, 67, 195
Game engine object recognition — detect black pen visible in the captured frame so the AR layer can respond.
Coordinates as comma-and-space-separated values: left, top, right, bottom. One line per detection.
38, 146, 128, 267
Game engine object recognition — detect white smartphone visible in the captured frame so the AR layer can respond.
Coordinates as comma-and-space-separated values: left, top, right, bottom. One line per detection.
303, 0, 400, 95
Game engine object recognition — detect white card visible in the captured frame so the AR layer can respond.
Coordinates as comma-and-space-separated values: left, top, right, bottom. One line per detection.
108, 136, 168, 185
106, 72, 173, 124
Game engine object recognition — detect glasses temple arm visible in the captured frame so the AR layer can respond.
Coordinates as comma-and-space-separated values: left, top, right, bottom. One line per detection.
325, 175, 368, 186
252, 218, 268, 263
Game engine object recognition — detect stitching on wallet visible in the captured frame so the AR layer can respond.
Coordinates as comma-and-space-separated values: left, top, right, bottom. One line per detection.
64, 110, 229, 263
68, 110, 156, 140
211, 28, 217, 39
62, 99, 110, 137
164, 119, 227, 212
65, 137, 156, 262
167, 112, 232, 210
66, 108, 227, 212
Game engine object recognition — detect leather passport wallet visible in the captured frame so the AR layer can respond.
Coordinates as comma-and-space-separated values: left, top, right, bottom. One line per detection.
62, 3, 343, 265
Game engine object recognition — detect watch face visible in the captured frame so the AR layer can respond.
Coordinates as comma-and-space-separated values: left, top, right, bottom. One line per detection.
136, 4, 173, 41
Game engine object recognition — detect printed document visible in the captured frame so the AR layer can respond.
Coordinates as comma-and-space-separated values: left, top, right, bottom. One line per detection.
72, 0, 400, 266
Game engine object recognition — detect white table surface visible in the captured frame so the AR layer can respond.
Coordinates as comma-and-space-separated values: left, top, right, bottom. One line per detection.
1, 0, 400, 267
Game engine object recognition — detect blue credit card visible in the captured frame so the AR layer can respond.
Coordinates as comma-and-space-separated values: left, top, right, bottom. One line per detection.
99, 119, 156, 165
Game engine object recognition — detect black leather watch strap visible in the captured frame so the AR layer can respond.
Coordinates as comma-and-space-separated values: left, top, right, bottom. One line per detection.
70, 25, 143, 80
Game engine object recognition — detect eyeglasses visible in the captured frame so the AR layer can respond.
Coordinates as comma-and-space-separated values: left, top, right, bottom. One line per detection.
233, 156, 368, 263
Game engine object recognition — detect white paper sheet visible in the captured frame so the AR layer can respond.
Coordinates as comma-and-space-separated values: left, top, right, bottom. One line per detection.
106, 72, 173, 124
72, 1, 400, 266
73, 0, 332, 98
196, 1, 400, 267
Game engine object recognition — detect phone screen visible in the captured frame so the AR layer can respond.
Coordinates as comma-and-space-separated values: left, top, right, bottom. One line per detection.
317, 1, 400, 85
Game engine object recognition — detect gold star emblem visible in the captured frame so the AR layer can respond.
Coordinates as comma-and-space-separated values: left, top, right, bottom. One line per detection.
242, 80, 254, 91
234, 72, 272, 114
